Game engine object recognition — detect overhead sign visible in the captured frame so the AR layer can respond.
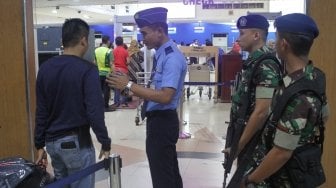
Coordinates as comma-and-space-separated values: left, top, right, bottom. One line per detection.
194, 26, 205, 33
168, 27, 177, 34
182, 0, 214, 6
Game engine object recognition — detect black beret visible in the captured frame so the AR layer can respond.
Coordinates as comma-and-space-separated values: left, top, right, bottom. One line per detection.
274, 13, 319, 38
236, 14, 269, 30
134, 7, 168, 28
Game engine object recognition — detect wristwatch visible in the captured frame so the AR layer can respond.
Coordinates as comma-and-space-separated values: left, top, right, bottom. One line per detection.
125, 81, 133, 90
121, 81, 133, 96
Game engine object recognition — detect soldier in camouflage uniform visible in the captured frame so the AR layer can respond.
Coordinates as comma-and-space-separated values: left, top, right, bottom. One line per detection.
241, 13, 329, 188
223, 15, 282, 160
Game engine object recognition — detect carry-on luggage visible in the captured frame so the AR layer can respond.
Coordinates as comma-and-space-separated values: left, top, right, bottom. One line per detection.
0, 157, 52, 188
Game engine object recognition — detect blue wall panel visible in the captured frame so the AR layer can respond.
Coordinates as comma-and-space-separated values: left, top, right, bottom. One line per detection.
169, 23, 230, 45
90, 23, 275, 48
90, 24, 114, 41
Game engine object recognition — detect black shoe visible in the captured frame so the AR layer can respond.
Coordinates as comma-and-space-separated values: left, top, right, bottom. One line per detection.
121, 103, 128, 107
105, 107, 116, 112
110, 103, 120, 108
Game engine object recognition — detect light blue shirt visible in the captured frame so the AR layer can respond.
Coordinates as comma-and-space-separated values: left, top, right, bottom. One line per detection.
147, 40, 187, 111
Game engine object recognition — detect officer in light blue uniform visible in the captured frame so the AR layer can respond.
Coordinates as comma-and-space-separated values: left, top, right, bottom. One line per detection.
106, 7, 187, 188
145, 37, 187, 112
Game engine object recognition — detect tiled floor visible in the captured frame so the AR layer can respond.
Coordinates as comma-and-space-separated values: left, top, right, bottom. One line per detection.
92, 86, 232, 188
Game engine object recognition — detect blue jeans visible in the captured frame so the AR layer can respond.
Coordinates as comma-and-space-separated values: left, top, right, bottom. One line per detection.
113, 89, 125, 105
46, 135, 95, 188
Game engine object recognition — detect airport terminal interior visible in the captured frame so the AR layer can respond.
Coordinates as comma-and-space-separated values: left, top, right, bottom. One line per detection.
4, 0, 336, 188
34, 1, 303, 187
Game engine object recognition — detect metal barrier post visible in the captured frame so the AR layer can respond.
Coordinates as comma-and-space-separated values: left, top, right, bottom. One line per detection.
178, 89, 191, 139
109, 154, 122, 188
178, 89, 184, 126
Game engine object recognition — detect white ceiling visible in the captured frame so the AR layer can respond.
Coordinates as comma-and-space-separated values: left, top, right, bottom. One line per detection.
34, 0, 181, 7
34, 0, 305, 26
33, 0, 194, 25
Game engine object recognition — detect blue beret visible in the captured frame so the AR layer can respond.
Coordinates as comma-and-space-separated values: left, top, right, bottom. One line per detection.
274, 13, 319, 39
237, 14, 269, 30
134, 7, 168, 28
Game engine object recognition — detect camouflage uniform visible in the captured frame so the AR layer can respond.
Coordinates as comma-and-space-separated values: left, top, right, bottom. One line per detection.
231, 45, 281, 120
245, 62, 325, 188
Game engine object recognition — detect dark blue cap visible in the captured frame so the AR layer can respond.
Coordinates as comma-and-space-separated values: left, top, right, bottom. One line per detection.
236, 14, 269, 30
134, 7, 168, 28
274, 13, 319, 38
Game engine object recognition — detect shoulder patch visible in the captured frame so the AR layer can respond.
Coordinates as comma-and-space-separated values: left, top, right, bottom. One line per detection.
165, 46, 174, 55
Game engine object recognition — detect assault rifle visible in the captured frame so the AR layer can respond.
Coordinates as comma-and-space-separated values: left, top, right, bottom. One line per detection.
222, 117, 246, 187
222, 70, 248, 188
226, 116, 270, 188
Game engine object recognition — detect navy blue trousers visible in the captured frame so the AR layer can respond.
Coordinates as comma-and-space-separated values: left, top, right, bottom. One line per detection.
146, 110, 183, 188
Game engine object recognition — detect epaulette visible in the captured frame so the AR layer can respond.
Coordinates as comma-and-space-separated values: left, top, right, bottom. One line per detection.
165, 46, 174, 55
